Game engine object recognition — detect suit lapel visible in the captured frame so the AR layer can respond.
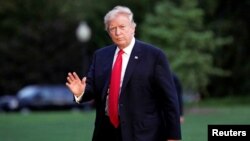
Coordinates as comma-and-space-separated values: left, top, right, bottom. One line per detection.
120, 41, 142, 94
101, 41, 142, 100
101, 45, 116, 100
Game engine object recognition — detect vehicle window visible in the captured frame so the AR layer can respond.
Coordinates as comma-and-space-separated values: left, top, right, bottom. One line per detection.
18, 87, 38, 98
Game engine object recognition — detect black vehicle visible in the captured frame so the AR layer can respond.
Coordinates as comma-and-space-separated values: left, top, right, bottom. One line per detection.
0, 95, 19, 112
17, 85, 93, 112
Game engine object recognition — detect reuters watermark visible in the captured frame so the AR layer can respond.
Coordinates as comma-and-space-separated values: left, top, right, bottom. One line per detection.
208, 125, 249, 140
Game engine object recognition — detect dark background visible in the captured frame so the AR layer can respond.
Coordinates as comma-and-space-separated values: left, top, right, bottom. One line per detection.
0, 0, 249, 98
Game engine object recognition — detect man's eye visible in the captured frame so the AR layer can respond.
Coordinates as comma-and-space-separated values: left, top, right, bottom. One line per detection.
109, 27, 115, 31
120, 26, 125, 29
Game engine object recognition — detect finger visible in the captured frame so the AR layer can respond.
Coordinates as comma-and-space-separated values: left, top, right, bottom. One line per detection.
82, 77, 87, 84
73, 72, 81, 80
67, 72, 75, 81
65, 82, 71, 88
67, 76, 73, 83
65, 83, 75, 95
69, 72, 79, 82
67, 72, 75, 82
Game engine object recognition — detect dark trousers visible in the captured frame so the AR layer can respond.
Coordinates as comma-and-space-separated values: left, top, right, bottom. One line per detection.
99, 115, 122, 141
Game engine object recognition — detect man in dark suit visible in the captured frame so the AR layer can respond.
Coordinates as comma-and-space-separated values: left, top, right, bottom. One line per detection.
66, 6, 181, 141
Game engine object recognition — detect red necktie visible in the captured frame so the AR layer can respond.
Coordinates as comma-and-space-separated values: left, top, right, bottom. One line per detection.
109, 49, 124, 128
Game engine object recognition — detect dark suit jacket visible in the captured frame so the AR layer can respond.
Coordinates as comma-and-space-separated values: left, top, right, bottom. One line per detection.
173, 73, 183, 116
80, 40, 181, 141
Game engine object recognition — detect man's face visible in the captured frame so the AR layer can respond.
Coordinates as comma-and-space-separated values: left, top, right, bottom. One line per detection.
107, 14, 135, 49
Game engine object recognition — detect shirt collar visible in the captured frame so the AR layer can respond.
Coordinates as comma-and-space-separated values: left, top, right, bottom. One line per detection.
115, 37, 135, 56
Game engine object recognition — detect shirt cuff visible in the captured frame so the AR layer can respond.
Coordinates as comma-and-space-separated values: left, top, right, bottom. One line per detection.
74, 92, 84, 104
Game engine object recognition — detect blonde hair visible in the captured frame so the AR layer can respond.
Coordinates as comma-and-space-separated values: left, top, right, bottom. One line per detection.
104, 6, 136, 31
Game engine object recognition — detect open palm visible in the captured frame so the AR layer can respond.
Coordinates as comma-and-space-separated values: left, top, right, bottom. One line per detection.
66, 72, 86, 97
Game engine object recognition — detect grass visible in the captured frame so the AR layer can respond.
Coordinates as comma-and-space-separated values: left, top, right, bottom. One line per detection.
0, 97, 250, 141
0, 111, 95, 141
182, 106, 250, 141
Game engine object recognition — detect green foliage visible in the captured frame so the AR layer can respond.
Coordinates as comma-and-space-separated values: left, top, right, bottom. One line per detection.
200, 0, 250, 96
0, 0, 249, 97
0, 0, 86, 93
140, 0, 231, 95
0, 0, 162, 94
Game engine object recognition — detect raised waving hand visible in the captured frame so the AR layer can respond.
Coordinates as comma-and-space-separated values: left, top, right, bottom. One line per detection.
66, 72, 86, 97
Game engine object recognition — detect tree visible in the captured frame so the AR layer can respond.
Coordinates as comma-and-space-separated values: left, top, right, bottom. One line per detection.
140, 0, 231, 96
0, 0, 84, 94
200, 0, 250, 96
0, 0, 162, 94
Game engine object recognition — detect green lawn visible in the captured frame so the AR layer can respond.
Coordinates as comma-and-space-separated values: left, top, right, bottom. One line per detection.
182, 106, 250, 141
0, 102, 250, 141
0, 111, 95, 141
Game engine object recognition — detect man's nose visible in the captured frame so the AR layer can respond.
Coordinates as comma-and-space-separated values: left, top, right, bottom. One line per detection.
115, 28, 121, 35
